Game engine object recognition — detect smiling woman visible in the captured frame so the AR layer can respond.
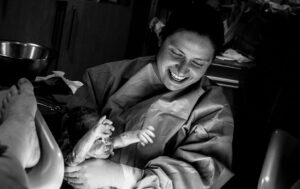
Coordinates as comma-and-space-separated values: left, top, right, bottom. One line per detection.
156, 31, 215, 90
63, 2, 234, 189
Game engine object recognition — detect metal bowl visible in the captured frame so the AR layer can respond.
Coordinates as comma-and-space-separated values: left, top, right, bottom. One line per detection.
0, 41, 51, 86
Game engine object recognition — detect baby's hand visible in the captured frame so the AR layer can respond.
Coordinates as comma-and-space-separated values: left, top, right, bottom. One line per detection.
138, 126, 155, 146
93, 115, 114, 141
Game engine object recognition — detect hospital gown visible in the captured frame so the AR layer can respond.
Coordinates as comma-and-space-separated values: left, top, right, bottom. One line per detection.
67, 56, 234, 189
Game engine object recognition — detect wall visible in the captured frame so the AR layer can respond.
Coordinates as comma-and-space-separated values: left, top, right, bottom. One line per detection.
0, 0, 56, 48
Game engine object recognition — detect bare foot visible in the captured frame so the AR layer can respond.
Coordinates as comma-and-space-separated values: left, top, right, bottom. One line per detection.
0, 78, 40, 168
87, 138, 113, 159
67, 116, 114, 165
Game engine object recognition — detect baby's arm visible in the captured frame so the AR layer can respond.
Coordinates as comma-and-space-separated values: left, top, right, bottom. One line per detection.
80, 126, 155, 161
66, 116, 114, 166
113, 126, 155, 149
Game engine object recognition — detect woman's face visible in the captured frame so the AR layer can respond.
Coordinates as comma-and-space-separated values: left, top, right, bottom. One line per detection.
156, 30, 215, 91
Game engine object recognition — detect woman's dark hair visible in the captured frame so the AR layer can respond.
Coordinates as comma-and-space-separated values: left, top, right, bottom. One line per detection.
160, 2, 224, 54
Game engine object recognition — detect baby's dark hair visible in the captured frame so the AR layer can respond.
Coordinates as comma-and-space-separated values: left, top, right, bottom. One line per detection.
160, 2, 224, 55
63, 106, 100, 146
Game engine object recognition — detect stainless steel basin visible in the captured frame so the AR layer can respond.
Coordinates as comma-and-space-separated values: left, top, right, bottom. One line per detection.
0, 41, 51, 86
0, 41, 50, 60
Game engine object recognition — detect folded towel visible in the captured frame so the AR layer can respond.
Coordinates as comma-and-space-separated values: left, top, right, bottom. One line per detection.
35, 71, 83, 94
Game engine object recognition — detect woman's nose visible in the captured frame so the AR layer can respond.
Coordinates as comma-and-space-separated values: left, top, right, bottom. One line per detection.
176, 60, 189, 75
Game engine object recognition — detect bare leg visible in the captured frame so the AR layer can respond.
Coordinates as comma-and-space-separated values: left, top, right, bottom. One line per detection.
0, 78, 40, 168
66, 116, 114, 166
66, 128, 99, 166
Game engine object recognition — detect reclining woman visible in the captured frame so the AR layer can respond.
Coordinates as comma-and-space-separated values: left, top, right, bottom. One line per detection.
64, 2, 234, 189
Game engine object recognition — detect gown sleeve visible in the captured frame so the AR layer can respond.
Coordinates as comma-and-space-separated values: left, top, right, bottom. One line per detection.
67, 57, 151, 112
136, 87, 234, 189
67, 64, 116, 112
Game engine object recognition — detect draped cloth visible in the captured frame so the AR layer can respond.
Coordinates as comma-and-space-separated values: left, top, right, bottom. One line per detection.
67, 56, 234, 189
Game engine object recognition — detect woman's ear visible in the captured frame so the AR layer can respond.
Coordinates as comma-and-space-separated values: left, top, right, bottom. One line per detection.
149, 17, 165, 47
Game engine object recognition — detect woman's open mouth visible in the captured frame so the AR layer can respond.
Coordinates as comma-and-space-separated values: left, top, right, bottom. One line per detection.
168, 69, 188, 82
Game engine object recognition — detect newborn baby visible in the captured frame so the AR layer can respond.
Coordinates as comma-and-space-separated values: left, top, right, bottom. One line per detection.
64, 107, 155, 166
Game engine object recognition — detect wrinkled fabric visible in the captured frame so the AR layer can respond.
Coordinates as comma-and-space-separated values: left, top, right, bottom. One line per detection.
67, 56, 234, 189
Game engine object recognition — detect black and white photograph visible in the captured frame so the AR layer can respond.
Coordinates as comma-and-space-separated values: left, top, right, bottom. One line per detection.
0, 0, 299, 188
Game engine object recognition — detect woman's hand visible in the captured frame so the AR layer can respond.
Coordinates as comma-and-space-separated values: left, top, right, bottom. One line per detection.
64, 159, 125, 189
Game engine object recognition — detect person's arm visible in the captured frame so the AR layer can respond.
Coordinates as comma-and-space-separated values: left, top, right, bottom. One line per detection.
67, 63, 121, 112
113, 125, 155, 149
67, 57, 151, 112
136, 88, 234, 189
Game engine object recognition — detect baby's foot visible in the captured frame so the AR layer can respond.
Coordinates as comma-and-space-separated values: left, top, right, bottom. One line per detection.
67, 116, 114, 165
0, 78, 40, 168
87, 138, 113, 159
93, 116, 114, 141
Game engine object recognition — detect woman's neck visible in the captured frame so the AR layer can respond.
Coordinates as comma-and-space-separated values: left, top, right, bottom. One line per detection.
151, 61, 161, 83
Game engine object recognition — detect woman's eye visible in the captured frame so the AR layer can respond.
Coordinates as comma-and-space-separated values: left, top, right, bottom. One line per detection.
170, 49, 183, 58
192, 60, 204, 67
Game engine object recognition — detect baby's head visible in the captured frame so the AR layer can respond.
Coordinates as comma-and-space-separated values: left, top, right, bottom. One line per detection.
64, 106, 100, 146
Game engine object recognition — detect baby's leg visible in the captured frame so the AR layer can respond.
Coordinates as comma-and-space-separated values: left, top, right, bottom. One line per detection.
86, 139, 112, 159
66, 126, 99, 165
67, 116, 114, 165
0, 78, 40, 168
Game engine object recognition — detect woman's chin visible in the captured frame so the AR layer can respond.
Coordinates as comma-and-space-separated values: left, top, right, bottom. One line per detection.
163, 79, 189, 91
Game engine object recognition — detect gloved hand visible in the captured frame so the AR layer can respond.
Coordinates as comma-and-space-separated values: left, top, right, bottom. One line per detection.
64, 158, 143, 189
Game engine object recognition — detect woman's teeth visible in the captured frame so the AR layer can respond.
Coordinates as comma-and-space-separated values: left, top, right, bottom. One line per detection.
170, 70, 186, 82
